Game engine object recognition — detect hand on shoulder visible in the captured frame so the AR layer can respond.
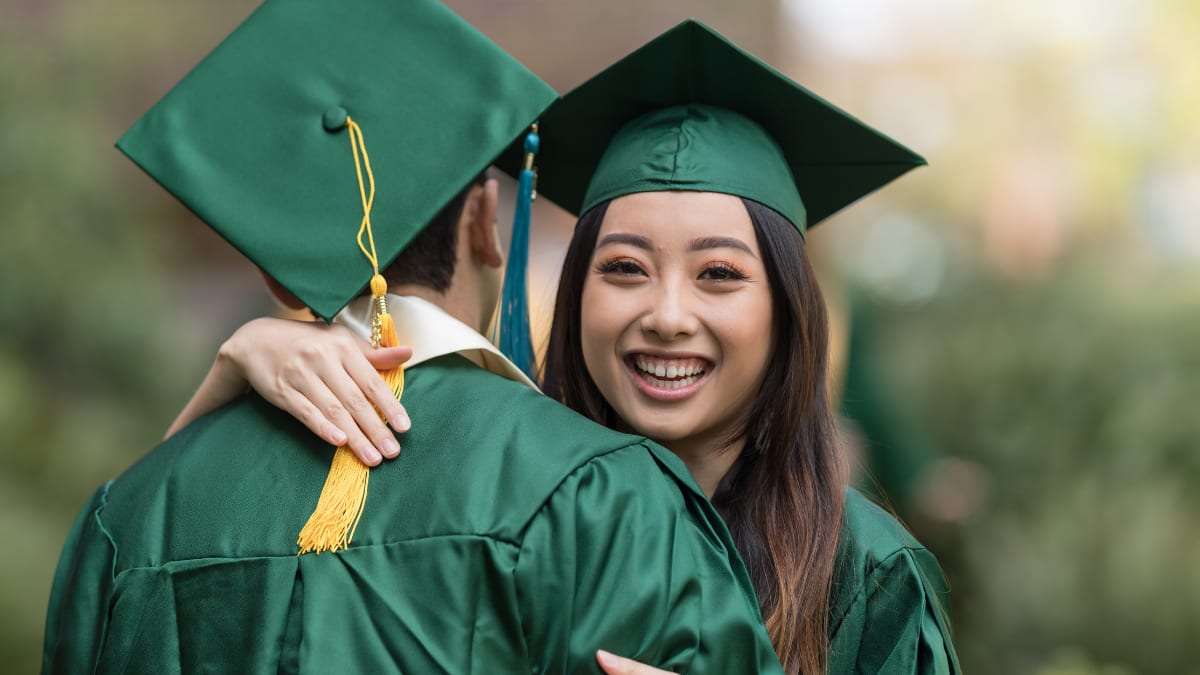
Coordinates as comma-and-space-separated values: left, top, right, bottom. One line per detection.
168, 317, 412, 466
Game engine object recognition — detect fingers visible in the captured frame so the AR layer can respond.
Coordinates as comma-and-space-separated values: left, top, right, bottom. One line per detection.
353, 347, 412, 432
275, 389, 353, 454
595, 651, 673, 675
365, 345, 413, 370
232, 319, 414, 465
285, 326, 403, 462
323, 367, 402, 460
279, 381, 383, 466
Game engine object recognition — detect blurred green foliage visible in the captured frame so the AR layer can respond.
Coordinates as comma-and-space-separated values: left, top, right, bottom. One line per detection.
0, 3, 260, 670
864, 261, 1200, 675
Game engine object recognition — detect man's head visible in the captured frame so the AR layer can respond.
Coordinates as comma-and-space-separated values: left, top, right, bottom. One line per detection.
117, 0, 556, 324
382, 174, 488, 293
263, 172, 505, 333
382, 173, 505, 332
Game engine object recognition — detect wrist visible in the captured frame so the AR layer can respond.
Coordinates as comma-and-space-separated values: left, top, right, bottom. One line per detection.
216, 320, 259, 387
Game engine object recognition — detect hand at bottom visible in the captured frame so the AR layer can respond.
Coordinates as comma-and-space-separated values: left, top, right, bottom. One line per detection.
596, 650, 674, 675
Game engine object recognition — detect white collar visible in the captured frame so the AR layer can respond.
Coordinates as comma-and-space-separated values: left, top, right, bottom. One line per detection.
333, 294, 538, 390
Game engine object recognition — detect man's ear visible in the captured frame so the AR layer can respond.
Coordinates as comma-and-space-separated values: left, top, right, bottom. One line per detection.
257, 269, 308, 310
464, 178, 504, 269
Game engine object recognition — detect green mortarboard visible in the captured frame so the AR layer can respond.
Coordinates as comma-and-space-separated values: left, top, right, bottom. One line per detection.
118, 0, 558, 321
500, 19, 925, 234
116, 0, 557, 555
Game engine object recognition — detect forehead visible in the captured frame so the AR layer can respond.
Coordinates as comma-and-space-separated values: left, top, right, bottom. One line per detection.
598, 191, 757, 248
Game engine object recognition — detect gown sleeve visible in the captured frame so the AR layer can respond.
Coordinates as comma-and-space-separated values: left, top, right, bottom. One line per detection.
42, 483, 118, 675
514, 443, 783, 674
827, 546, 961, 675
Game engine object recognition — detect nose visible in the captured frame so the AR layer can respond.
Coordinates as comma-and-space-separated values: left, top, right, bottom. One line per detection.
639, 279, 699, 342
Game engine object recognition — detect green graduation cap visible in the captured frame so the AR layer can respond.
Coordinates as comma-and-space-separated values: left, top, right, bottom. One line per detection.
118, 0, 558, 322
117, 0, 557, 555
499, 19, 925, 234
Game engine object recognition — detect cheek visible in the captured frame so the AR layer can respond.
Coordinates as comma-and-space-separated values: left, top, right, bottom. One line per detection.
722, 290, 775, 375
580, 278, 639, 342
579, 278, 604, 341
579, 279, 619, 375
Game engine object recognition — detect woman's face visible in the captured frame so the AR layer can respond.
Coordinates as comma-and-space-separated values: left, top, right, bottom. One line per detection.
580, 191, 774, 454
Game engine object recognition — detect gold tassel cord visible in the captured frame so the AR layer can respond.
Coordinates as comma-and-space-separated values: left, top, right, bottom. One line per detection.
295, 446, 371, 554
297, 118, 405, 555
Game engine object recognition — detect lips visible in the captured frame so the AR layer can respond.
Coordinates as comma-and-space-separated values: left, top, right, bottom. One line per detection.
628, 354, 712, 392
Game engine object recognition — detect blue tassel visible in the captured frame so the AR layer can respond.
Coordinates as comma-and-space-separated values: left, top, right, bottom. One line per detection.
499, 127, 539, 379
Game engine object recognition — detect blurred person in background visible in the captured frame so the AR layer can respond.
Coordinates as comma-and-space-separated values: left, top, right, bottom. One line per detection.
41, 2, 784, 673
837, 292, 989, 527
173, 21, 962, 675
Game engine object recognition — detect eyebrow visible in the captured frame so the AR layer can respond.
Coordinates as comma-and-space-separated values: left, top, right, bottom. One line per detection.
596, 233, 653, 250
688, 236, 755, 256
595, 233, 756, 256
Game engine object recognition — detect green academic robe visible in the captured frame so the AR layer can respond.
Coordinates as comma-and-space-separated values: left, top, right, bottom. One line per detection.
827, 489, 961, 674
42, 355, 782, 674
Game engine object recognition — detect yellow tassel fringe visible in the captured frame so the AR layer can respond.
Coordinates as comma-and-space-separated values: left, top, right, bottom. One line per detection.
296, 326, 404, 555
296, 446, 371, 554
297, 116, 403, 556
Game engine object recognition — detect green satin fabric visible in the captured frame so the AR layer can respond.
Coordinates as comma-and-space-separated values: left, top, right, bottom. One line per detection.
117, 0, 558, 321
43, 355, 782, 674
828, 489, 961, 674
581, 105, 808, 232
499, 20, 926, 232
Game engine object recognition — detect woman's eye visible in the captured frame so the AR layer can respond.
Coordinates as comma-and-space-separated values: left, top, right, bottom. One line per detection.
595, 258, 646, 276
699, 262, 749, 281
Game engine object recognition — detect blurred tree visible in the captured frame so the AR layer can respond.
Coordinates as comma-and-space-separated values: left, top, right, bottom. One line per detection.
0, 1, 264, 669
868, 262, 1200, 674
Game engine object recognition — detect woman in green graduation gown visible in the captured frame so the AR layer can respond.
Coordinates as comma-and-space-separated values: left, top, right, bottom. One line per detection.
171, 21, 961, 675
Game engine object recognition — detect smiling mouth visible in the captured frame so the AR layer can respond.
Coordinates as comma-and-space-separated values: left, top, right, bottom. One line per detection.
627, 354, 712, 390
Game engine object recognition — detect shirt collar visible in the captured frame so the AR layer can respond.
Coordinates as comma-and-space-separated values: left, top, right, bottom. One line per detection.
333, 294, 538, 391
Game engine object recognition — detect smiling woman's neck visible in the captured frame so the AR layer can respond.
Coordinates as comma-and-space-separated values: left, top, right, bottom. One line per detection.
663, 435, 745, 498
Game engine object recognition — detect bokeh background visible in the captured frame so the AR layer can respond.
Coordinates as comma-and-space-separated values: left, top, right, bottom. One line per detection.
3, 0, 1198, 672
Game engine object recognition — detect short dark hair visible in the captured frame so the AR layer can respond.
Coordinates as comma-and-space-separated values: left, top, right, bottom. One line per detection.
380, 173, 487, 293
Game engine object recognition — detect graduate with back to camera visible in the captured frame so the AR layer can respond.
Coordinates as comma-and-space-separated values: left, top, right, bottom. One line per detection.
173, 18, 963, 675
41, 1, 785, 672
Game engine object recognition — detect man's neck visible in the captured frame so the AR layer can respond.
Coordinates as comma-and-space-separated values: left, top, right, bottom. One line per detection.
388, 283, 483, 335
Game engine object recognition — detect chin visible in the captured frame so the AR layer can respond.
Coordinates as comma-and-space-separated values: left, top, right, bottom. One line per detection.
624, 413, 699, 447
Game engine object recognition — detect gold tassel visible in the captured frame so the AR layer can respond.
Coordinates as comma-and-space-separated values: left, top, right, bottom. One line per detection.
297, 275, 404, 554
297, 117, 405, 554
296, 446, 371, 554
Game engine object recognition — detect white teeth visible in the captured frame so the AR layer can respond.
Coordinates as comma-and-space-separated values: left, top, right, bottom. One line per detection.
640, 373, 700, 389
632, 355, 709, 387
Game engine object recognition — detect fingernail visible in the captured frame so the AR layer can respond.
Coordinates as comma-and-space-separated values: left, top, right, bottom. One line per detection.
382, 438, 401, 458
364, 447, 382, 465
392, 413, 411, 432
595, 650, 620, 670
328, 428, 347, 445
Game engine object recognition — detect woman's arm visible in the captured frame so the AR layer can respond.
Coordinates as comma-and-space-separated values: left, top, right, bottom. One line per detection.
166, 317, 412, 466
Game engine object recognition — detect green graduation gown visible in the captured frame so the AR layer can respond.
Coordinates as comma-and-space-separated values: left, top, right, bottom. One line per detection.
828, 489, 961, 674
42, 353, 782, 673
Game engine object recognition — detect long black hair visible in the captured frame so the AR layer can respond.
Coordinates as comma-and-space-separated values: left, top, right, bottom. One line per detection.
542, 196, 846, 674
